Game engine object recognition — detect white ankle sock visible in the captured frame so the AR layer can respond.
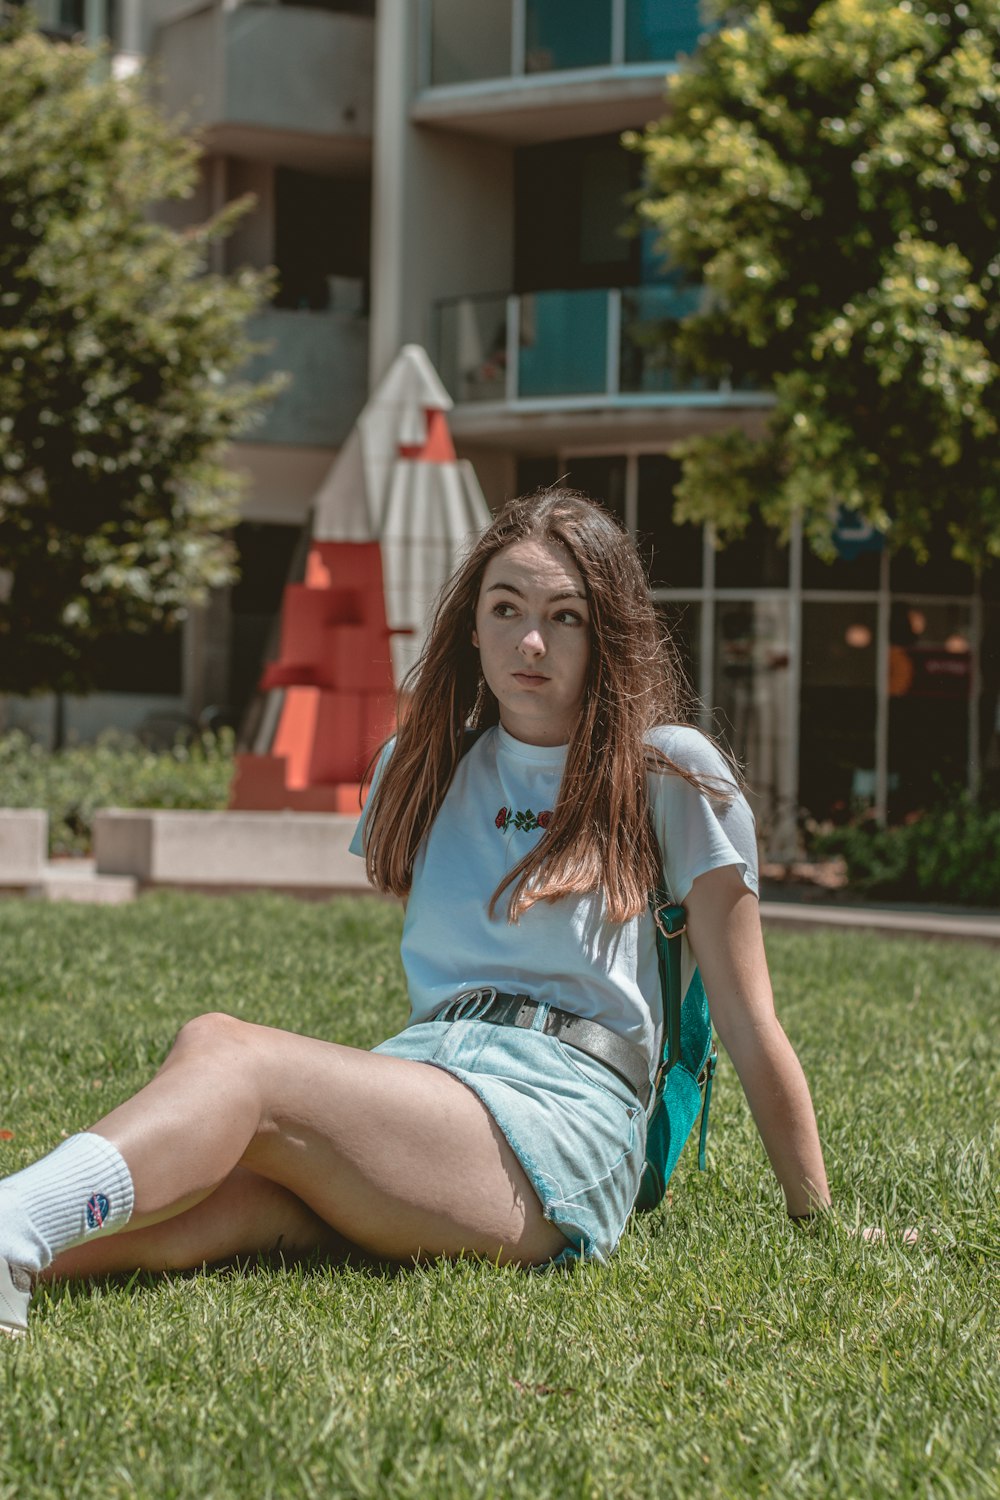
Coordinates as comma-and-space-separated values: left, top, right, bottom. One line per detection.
0, 1132, 135, 1273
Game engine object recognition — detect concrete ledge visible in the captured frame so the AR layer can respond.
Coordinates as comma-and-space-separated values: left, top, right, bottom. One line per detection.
761, 900, 1000, 947
93, 808, 371, 892
28, 862, 138, 905
0, 809, 48, 885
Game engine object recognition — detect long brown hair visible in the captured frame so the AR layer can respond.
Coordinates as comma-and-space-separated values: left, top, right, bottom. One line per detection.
362, 488, 725, 922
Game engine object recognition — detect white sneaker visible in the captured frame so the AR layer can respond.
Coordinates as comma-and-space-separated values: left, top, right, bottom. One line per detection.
0, 1256, 31, 1338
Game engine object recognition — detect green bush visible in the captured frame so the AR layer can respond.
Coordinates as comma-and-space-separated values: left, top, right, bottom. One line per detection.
810, 791, 1000, 907
0, 729, 235, 855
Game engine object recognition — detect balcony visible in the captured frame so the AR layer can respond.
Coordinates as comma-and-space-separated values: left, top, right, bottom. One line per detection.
414, 0, 704, 143
242, 305, 368, 448
153, 3, 373, 171
434, 287, 769, 412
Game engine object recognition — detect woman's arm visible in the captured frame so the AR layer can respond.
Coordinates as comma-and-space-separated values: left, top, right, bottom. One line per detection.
683, 864, 831, 1219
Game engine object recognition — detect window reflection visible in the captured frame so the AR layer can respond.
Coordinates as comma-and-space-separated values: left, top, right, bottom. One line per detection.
888, 601, 971, 815
560, 456, 627, 522
890, 521, 974, 596
800, 603, 877, 821
637, 455, 701, 589
715, 514, 789, 589
714, 601, 793, 844
659, 602, 700, 712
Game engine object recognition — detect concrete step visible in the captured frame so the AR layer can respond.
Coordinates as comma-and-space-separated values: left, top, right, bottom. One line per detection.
27, 861, 137, 905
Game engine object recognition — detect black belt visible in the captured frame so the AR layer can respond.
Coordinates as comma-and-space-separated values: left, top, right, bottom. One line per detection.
435, 989, 652, 1109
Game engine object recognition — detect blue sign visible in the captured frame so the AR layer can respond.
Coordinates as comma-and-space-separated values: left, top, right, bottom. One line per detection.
833, 507, 884, 561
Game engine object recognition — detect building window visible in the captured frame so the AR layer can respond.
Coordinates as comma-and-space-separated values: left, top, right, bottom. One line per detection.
558, 455, 628, 521
636, 453, 699, 588
715, 512, 790, 591
91, 621, 182, 696
716, 599, 793, 840
888, 600, 972, 817
515, 137, 639, 294
800, 601, 878, 822
273, 169, 370, 313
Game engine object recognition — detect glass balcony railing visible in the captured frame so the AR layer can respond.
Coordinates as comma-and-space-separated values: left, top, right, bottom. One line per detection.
10, 0, 118, 39
243, 306, 368, 446
520, 289, 610, 396
433, 287, 753, 405
524, 0, 612, 73
624, 0, 703, 63
435, 295, 509, 403
428, 0, 703, 86
620, 283, 707, 393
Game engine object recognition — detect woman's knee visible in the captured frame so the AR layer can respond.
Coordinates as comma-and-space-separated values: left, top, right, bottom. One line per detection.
168, 1010, 252, 1060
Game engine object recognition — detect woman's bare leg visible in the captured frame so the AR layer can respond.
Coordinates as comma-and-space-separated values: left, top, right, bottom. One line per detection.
46, 1012, 568, 1274
45, 1167, 352, 1279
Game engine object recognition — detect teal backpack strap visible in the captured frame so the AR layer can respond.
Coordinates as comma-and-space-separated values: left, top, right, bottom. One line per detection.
634, 887, 717, 1212
649, 889, 686, 1074
697, 1048, 717, 1170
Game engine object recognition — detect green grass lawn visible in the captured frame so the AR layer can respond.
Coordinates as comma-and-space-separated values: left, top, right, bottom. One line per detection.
0, 893, 997, 1500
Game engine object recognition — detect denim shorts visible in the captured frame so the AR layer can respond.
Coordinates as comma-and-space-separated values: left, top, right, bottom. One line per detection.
371, 1007, 647, 1265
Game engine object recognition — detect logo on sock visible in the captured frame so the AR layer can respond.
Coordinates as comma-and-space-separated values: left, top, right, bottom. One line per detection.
85, 1193, 110, 1231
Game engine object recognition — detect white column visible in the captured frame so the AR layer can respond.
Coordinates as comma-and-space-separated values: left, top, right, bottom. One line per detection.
369, 0, 416, 388
83, 0, 108, 46
116, 0, 144, 55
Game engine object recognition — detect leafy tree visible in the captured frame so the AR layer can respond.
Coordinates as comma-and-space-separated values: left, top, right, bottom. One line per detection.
632, 0, 1000, 566
0, 20, 277, 694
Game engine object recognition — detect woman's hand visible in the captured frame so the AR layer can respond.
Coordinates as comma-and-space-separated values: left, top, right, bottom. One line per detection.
860, 1225, 920, 1244
788, 1207, 920, 1244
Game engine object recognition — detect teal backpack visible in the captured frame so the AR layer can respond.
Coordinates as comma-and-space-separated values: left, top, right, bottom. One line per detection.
633, 894, 718, 1213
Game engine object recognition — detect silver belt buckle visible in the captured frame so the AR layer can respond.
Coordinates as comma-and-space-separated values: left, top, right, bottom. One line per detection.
448, 987, 498, 1021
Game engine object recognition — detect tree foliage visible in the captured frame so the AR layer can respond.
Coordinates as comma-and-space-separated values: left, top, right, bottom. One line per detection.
633, 0, 1000, 565
0, 22, 278, 693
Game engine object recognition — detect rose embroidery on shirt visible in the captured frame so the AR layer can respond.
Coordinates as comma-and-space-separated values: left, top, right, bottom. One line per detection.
495, 806, 552, 834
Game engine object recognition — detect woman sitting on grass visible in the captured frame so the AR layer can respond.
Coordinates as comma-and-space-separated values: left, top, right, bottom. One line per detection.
0, 489, 831, 1337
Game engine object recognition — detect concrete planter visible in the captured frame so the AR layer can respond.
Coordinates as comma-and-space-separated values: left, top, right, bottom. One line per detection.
93, 809, 373, 895
0, 809, 48, 886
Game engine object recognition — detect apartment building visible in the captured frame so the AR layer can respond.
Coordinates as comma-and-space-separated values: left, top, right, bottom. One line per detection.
6, 0, 998, 847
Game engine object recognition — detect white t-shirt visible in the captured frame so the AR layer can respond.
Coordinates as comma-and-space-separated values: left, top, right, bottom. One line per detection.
350, 723, 758, 1076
